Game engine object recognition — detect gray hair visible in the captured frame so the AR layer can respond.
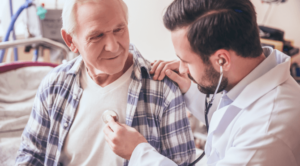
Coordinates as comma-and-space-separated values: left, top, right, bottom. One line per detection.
62, 0, 128, 35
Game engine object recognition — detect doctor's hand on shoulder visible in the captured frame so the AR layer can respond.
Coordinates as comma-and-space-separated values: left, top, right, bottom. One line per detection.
103, 117, 147, 160
150, 60, 191, 93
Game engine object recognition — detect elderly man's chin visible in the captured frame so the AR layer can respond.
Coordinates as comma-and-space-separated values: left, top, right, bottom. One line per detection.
95, 55, 128, 75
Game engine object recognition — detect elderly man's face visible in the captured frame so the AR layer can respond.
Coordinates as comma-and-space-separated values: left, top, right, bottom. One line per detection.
72, 0, 130, 76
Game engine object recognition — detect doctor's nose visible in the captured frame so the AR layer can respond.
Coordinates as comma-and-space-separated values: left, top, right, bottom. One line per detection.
179, 61, 189, 74
104, 34, 119, 53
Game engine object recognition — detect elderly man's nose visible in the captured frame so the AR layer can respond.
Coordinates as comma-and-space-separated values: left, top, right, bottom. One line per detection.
105, 35, 119, 53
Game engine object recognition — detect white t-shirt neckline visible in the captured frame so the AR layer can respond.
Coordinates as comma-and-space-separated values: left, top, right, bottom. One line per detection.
82, 64, 133, 94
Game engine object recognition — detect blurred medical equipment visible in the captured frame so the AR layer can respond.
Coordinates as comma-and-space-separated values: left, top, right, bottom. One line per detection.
0, 0, 73, 63
259, 0, 299, 57
291, 63, 300, 84
0, 0, 33, 62
259, 26, 299, 56
0, 37, 70, 62
102, 110, 119, 124
188, 60, 224, 166
8, 0, 19, 62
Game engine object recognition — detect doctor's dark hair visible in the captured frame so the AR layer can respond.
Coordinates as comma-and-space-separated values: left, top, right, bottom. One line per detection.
163, 0, 263, 62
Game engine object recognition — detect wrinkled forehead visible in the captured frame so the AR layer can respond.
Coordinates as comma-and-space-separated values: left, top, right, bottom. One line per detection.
75, 0, 127, 17
75, 0, 127, 24
74, 0, 127, 36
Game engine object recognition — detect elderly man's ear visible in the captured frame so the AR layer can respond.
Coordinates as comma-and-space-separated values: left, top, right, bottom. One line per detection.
61, 29, 79, 53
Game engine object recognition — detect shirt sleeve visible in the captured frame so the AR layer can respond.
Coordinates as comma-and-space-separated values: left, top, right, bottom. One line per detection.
129, 143, 178, 166
159, 80, 196, 166
15, 80, 50, 166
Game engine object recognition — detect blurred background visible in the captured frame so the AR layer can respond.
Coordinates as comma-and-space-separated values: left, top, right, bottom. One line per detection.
0, 0, 300, 61
0, 0, 299, 165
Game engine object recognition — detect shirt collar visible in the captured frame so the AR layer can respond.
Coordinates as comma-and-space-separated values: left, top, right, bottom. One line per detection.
66, 44, 151, 80
66, 56, 83, 75
226, 47, 278, 102
129, 44, 152, 80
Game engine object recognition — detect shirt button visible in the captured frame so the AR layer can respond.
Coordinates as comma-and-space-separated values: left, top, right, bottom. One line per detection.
64, 123, 68, 128
73, 94, 77, 100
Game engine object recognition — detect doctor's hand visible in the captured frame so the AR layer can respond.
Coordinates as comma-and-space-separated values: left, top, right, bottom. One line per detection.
150, 60, 191, 93
103, 117, 147, 160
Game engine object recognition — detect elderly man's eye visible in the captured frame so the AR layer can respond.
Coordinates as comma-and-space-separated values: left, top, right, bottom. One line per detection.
114, 28, 124, 33
91, 34, 104, 40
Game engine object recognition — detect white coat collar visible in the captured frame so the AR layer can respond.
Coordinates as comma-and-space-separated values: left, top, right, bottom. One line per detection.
231, 47, 291, 109
227, 47, 278, 101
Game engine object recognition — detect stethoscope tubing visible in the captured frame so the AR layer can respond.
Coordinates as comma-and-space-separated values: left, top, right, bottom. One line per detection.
188, 65, 223, 166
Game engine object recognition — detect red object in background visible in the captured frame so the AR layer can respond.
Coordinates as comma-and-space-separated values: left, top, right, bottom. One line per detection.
0, 61, 58, 73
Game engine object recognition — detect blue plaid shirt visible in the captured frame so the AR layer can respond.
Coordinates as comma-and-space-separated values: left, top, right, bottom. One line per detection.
15, 44, 195, 166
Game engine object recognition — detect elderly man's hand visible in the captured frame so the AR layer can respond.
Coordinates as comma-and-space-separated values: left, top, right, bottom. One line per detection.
103, 118, 147, 160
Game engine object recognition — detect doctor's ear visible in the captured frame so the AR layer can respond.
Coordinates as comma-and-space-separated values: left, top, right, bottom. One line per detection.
211, 49, 231, 71
61, 29, 79, 53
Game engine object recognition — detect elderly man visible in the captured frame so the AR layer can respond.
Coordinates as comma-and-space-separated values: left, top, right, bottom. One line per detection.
15, 0, 195, 166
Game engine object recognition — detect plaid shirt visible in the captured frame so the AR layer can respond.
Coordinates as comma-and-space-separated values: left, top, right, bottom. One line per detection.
15, 44, 195, 166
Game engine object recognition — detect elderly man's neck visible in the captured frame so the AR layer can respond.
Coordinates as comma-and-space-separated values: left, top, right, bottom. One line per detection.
86, 54, 133, 87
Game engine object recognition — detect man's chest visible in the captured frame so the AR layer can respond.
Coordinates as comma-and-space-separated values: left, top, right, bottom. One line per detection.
58, 83, 130, 165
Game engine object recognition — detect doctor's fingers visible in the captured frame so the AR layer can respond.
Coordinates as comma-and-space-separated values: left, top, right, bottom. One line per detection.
103, 124, 123, 145
104, 124, 126, 146
104, 133, 118, 151
157, 61, 180, 80
150, 60, 157, 66
150, 60, 164, 75
151, 60, 180, 80
166, 71, 191, 94
103, 124, 114, 138
106, 119, 123, 133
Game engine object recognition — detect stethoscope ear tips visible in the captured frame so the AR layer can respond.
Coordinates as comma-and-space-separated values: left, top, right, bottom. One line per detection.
218, 59, 224, 66
102, 110, 119, 124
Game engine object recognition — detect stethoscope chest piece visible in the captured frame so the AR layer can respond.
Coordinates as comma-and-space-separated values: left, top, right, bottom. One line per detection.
102, 110, 119, 124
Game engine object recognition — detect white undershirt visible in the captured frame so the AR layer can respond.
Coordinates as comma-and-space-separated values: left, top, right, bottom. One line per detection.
59, 63, 133, 166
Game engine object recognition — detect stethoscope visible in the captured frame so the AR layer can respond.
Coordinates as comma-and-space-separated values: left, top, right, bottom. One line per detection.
102, 110, 119, 123
188, 59, 224, 166
102, 59, 224, 166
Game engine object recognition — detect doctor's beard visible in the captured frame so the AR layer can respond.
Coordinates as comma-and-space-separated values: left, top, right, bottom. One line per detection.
189, 62, 228, 95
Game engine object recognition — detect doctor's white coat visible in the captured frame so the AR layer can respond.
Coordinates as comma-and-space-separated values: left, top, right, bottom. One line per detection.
129, 47, 300, 166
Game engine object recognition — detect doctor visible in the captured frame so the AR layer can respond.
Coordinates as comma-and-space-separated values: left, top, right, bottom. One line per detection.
103, 0, 300, 165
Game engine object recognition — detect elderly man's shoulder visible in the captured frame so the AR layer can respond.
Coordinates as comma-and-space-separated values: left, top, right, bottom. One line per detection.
142, 59, 181, 97
130, 45, 181, 96
40, 56, 80, 87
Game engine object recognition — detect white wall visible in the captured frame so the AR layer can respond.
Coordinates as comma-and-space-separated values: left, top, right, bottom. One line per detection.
124, 0, 175, 61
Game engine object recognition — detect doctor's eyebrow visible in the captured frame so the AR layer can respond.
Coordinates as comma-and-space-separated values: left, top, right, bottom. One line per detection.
176, 54, 188, 63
